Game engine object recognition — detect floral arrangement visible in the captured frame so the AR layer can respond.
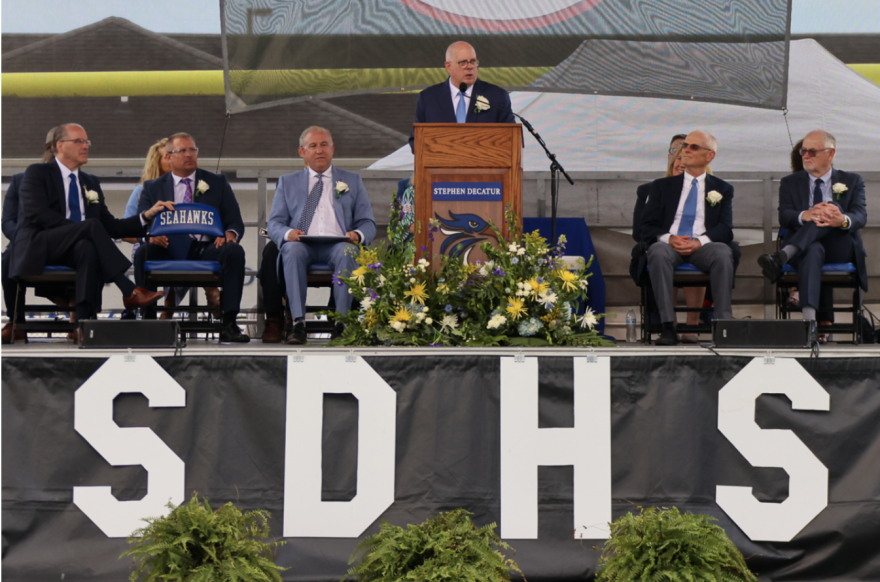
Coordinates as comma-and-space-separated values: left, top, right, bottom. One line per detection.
328, 202, 613, 347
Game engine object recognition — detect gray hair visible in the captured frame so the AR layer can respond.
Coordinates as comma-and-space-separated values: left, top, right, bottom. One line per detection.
703, 132, 718, 153
49, 123, 85, 156
299, 126, 333, 147
808, 129, 837, 149
42, 126, 58, 162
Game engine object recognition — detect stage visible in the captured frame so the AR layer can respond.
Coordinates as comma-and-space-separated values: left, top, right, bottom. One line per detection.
3, 344, 880, 581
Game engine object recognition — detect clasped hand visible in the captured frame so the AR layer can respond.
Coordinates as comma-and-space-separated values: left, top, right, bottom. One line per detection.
804, 202, 845, 228
669, 235, 702, 256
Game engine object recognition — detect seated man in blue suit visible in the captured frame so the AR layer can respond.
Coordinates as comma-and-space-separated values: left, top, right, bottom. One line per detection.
135, 132, 250, 344
758, 130, 868, 326
268, 126, 376, 344
408, 40, 515, 153
640, 131, 736, 346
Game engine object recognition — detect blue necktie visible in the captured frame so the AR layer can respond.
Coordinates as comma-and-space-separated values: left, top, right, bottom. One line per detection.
456, 91, 467, 123
297, 174, 324, 233
678, 178, 698, 237
812, 178, 824, 206
68, 173, 82, 222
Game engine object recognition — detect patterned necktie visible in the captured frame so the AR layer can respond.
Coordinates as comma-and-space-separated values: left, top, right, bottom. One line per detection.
297, 174, 324, 233
182, 178, 193, 203
678, 178, 699, 237
456, 91, 467, 123
68, 173, 82, 222
812, 178, 824, 206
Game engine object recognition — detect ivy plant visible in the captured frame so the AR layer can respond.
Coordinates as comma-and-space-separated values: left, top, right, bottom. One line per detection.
120, 494, 286, 582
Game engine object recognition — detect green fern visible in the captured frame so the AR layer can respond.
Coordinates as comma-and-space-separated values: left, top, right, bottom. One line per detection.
120, 494, 286, 582
345, 509, 523, 582
597, 506, 757, 582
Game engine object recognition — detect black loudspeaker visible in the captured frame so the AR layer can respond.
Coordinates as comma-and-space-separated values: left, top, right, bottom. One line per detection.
712, 319, 816, 348
80, 321, 180, 349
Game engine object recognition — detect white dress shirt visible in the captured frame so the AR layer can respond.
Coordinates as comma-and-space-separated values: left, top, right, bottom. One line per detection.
448, 78, 472, 116
55, 157, 84, 221
660, 171, 712, 246
284, 166, 354, 241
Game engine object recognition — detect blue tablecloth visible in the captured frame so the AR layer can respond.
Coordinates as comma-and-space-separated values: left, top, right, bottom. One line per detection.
524, 217, 606, 333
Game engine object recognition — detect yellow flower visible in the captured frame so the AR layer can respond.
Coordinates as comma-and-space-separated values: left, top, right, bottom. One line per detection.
364, 309, 380, 328
390, 307, 412, 323
404, 282, 428, 305
556, 269, 578, 292
506, 296, 526, 320
356, 249, 379, 267
352, 266, 370, 285
526, 277, 549, 299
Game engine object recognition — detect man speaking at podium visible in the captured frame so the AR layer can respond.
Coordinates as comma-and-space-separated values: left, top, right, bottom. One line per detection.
408, 41, 515, 152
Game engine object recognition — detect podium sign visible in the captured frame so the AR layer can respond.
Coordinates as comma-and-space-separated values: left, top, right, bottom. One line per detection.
413, 123, 522, 265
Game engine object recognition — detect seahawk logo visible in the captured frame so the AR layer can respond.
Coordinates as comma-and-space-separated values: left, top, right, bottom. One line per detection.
435, 211, 491, 262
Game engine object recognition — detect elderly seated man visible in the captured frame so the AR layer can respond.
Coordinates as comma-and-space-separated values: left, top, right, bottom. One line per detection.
267, 126, 376, 345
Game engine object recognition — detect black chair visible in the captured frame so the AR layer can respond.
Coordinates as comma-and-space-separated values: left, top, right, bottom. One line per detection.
12, 265, 77, 342
640, 263, 713, 343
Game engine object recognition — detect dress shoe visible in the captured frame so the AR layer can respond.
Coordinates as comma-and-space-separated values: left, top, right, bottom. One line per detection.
204, 287, 222, 320
123, 287, 165, 310
758, 252, 785, 284
655, 322, 679, 346
1, 322, 27, 344
331, 320, 345, 340
680, 333, 700, 344
286, 320, 307, 345
219, 321, 250, 344
261, 316, 284, 343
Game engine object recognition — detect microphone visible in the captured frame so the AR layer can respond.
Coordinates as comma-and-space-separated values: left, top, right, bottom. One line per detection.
459, 82, 467, 94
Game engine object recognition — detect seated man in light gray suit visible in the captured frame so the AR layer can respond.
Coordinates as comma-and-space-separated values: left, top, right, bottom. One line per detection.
268, 126, 376, 344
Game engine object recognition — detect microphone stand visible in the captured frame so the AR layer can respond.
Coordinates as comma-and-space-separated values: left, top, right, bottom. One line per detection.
513, 112, 574, 250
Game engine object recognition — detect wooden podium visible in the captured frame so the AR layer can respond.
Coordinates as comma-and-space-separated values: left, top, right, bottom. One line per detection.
413, 123, 522, 264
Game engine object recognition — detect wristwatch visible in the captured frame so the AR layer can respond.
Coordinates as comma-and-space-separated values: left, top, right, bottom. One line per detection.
841, 216, 850, 229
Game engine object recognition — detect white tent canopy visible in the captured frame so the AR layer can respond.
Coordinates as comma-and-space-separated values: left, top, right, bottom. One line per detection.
369, 40, 880, 173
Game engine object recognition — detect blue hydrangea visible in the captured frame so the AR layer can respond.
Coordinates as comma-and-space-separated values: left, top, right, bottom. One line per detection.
517, 317, 544, 337
445, 304, 453, 312
511, 258, 519, 265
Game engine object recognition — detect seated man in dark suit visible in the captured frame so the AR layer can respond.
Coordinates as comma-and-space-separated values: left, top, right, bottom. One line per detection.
135, 132, 249, 344
640, 131, 736, 346
9, 124, 169, 336
758, 130, 868, 325
408, 40, 515, 152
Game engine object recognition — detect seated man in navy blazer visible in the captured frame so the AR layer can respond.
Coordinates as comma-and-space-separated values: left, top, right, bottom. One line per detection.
268, 126, 376, 345
9, 123, 170, 336
408, 40, 515, 152
640, 131, 736, 346
758, 130, 867, 325
135, 132, 249, 344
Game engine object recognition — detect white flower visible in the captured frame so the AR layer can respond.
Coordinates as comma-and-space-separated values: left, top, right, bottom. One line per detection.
474, 95, 490, 112
378, 274, 386, 287
348, 288, 353, 294
578, 279, 589, 290
487, 314, 507, 329
579, 307, 598, 330
390, 321, 405, 332
335, 180, 350, 195
409, 277, 416, 284
479, 260, 495, 277
508, 243, 518, 253
83, 189, 99, 205
195, 180, 210, 197
425, 317, 433, 325
706, 190, 723, 207
360, 297, 374, 311
517, 247, 526, 256
417, 258, 430, 271
416, 313, 425, 322
832, 183, 848, 199
537, 290, 557, 309
440, 314, 459, 332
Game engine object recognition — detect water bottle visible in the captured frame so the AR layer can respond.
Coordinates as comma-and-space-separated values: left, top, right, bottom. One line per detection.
626, 309, 637, 343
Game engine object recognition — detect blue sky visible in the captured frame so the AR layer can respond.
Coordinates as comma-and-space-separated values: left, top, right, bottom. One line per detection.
2, 0, 879, 34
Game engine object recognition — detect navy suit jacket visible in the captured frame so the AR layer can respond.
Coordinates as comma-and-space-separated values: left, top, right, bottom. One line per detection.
633, 173, 739, 285
2, 173, 23, 244
139, 169, 245, 239
408, 78, 515, 152
10, 162, 144, 278
778, 168, 868, 290
267, 167, 376, 248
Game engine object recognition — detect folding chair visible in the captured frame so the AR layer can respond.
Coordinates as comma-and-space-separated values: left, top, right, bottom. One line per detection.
142, 203, 225, 341
640, 263, 713, 343
11, 265, 77, 342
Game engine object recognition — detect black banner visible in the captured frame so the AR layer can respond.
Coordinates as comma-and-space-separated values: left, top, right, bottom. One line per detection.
3, 355, 879, 581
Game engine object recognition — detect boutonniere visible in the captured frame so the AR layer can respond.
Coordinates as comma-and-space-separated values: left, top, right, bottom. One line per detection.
474, 95, 490, 113
195, 180, 210, 197
84, 188, 99, 205
335, 180, 350, 199
706, 190, 723, 207
831, 183, 848, 200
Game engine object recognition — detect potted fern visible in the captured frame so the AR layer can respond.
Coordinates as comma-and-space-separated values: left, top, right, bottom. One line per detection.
346, 508, 523, 581
597, 506, 757, 582
120, 494, 286, 582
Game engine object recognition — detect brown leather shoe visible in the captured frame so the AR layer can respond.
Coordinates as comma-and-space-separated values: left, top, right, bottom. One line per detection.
1, 322, 27, 344
123, 287, 165, 310
262, 316, 284, 343
204, 286, 222, 319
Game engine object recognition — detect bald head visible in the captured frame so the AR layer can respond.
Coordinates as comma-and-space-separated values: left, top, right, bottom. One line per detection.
444, 41, 479, 89
680, 130, 717, 176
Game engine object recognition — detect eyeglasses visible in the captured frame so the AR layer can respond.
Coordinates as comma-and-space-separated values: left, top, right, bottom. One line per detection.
59, 139, 91, 147
168, 147, 199, 155
680, 142, 713, 152
668, 146, 681, 155
454, 59, 479, 68
799, 147, 831, 157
